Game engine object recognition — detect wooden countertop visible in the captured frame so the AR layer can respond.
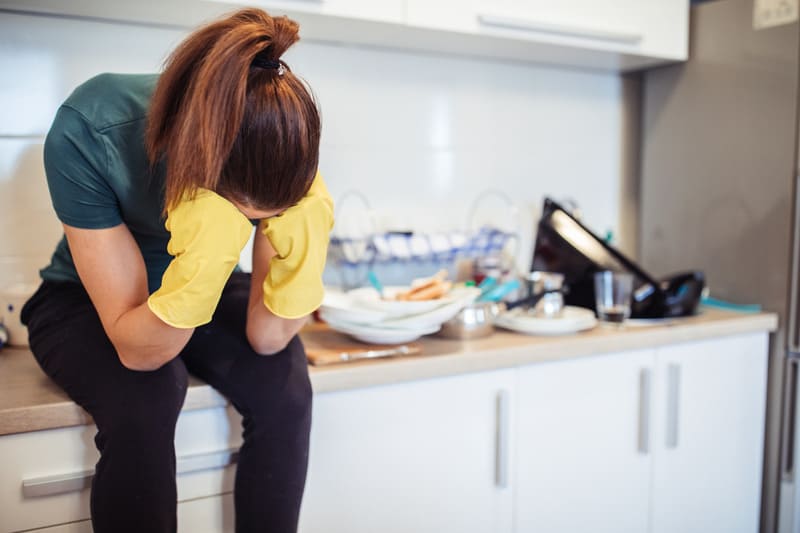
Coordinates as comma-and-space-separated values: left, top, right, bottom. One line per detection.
0, 307, 778, 436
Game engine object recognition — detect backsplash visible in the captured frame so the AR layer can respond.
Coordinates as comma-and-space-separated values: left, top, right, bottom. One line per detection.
0, 10, 628, 287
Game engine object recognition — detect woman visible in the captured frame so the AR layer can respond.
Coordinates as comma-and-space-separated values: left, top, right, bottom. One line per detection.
20, 8, 332, 533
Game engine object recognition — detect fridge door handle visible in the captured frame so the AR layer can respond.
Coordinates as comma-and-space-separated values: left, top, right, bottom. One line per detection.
787, 174, 800, 352
782, 357, 800, 481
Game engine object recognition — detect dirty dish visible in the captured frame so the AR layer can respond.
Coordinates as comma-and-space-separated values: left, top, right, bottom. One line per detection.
348, 285, 467, 317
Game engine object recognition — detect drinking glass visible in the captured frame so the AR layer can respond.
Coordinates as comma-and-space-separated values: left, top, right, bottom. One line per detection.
594, 271, 633, 326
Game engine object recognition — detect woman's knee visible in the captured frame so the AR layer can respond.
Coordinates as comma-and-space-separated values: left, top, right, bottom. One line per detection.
244, 337, 312, 422
96, 360, 189, 440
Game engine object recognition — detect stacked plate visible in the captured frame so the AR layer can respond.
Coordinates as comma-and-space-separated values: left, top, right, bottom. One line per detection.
494, 306, 597, 335
320, 285, 481, 344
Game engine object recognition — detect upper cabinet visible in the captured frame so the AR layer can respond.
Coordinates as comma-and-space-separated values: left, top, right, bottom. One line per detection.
0, 0, 689, 72
406, 0, 689, 70
213, 0, 406, 25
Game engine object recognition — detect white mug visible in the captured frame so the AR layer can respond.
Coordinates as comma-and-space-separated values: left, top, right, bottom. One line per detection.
0, 283, 37, 347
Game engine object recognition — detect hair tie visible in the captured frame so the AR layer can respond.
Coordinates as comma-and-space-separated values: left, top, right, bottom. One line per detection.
252, 53, 286, 75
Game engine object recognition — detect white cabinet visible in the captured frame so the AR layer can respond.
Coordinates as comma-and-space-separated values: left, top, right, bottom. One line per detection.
0, 331, 769, 532
651, 333, 768, 533
176, 493, 235, 533
406, 0, 689, 68
515, 349, 655, 533
514, 333, 768, 533
210, 0, 405, 25
0, 406, 241, 532
298, 369, 516, 533
0, 0, 688, 71
23, 521, 93, 532
23, 495, 234, 533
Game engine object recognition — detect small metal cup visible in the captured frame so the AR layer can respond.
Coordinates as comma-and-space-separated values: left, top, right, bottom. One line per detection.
525, 271, 565, 318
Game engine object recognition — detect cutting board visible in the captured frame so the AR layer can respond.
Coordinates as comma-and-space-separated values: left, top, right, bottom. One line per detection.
303, 325, 422, 366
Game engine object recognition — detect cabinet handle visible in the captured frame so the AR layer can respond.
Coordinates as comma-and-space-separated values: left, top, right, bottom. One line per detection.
638, 368, 652, 454
666, 364, 681, 449
495, 389, 510, 488
783, 358, 800, 481
22, 447, 239, 498
476, 13, 642, 44
788, 175, 800, 352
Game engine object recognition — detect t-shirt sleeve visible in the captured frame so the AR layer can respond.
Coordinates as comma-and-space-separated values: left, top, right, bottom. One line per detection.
43, 105, 122, 229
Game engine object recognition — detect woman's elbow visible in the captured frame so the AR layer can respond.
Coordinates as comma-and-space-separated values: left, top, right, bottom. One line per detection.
116, 346, 181, 371
247, 329, 292, 356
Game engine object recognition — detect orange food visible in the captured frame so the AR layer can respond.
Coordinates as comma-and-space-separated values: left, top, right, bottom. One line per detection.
394, 270, 451, 301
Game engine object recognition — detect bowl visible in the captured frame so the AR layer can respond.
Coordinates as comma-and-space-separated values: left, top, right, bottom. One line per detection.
437, 301, 502, 339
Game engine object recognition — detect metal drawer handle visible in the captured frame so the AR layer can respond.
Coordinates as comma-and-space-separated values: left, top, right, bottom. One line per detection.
783, 358, 800, 481
22, 447, 239, 498
638, 368, 652, 454
495, 389, 510, 488
477, 13, 642, 44
666, 364, 681, 449
789, 175, 800, 352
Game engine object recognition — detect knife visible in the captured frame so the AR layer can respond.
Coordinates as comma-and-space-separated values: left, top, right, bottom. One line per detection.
307, 344, 422, 365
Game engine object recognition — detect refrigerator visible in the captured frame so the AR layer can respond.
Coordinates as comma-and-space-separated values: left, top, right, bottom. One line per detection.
640, 1, 800, 532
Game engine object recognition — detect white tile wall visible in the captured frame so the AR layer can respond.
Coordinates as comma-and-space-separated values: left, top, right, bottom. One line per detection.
0, 10, 625, 286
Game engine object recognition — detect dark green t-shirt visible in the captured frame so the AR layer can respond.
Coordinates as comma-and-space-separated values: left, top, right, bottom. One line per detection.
41, 73, 171, 293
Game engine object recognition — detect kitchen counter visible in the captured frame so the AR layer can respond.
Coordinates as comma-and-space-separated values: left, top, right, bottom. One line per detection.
0, 307, 777, 436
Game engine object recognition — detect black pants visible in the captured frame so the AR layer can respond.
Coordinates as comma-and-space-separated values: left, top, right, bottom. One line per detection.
21, 272, 312, 533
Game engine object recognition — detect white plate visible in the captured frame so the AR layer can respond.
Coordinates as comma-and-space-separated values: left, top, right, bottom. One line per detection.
347, 285, 460, 317
324, 316, 441, 344
495, 306, 597, 336
320, 291, 389, 325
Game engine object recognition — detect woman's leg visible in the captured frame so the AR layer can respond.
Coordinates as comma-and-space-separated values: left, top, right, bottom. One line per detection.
21, 281, 189, 533
180, 272, 312, 533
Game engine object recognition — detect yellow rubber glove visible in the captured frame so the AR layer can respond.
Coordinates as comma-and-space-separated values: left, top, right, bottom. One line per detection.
260, 172, 334, 319
148, 189, 253, 328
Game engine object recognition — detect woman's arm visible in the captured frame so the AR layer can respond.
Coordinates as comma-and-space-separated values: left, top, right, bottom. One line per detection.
64, 223, 194, 371
246, 229, 308, 355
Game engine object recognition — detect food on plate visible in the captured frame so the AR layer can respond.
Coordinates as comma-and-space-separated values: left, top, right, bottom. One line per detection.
394, 270, 452, 301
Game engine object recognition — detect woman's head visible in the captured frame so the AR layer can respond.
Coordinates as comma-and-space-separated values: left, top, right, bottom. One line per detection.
146, 8, 320, 214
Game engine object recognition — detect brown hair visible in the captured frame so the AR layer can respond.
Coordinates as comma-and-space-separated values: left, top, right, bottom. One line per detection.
145, 8, 321, 213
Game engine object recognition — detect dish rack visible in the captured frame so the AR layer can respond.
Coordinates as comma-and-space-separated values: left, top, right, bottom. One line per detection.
326, 189, 521, 290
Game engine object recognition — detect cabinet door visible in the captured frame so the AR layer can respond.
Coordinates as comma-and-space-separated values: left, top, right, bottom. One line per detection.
0, 406, 240, 532
515, 349, 655, 533
407, 0, 688, 61
211, 0, 405, 25
16, 495, 234, 533
298, 369, 515, 533
177, 493, 234, 533
651, 333, 769, 533
23, 521, 93, 532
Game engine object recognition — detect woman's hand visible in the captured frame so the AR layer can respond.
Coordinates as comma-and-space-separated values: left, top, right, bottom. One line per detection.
147, 189, 253, 328
246, 230, 308, 354
259, 173, 334, 319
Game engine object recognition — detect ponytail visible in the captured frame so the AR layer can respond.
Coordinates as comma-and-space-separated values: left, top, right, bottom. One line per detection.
146, 8, 320, 213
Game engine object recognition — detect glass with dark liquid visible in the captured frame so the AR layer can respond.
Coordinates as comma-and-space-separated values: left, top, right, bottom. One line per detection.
594, 271, 633, 326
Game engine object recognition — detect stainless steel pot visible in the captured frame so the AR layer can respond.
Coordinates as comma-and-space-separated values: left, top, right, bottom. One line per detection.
438, 301, 502, 339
